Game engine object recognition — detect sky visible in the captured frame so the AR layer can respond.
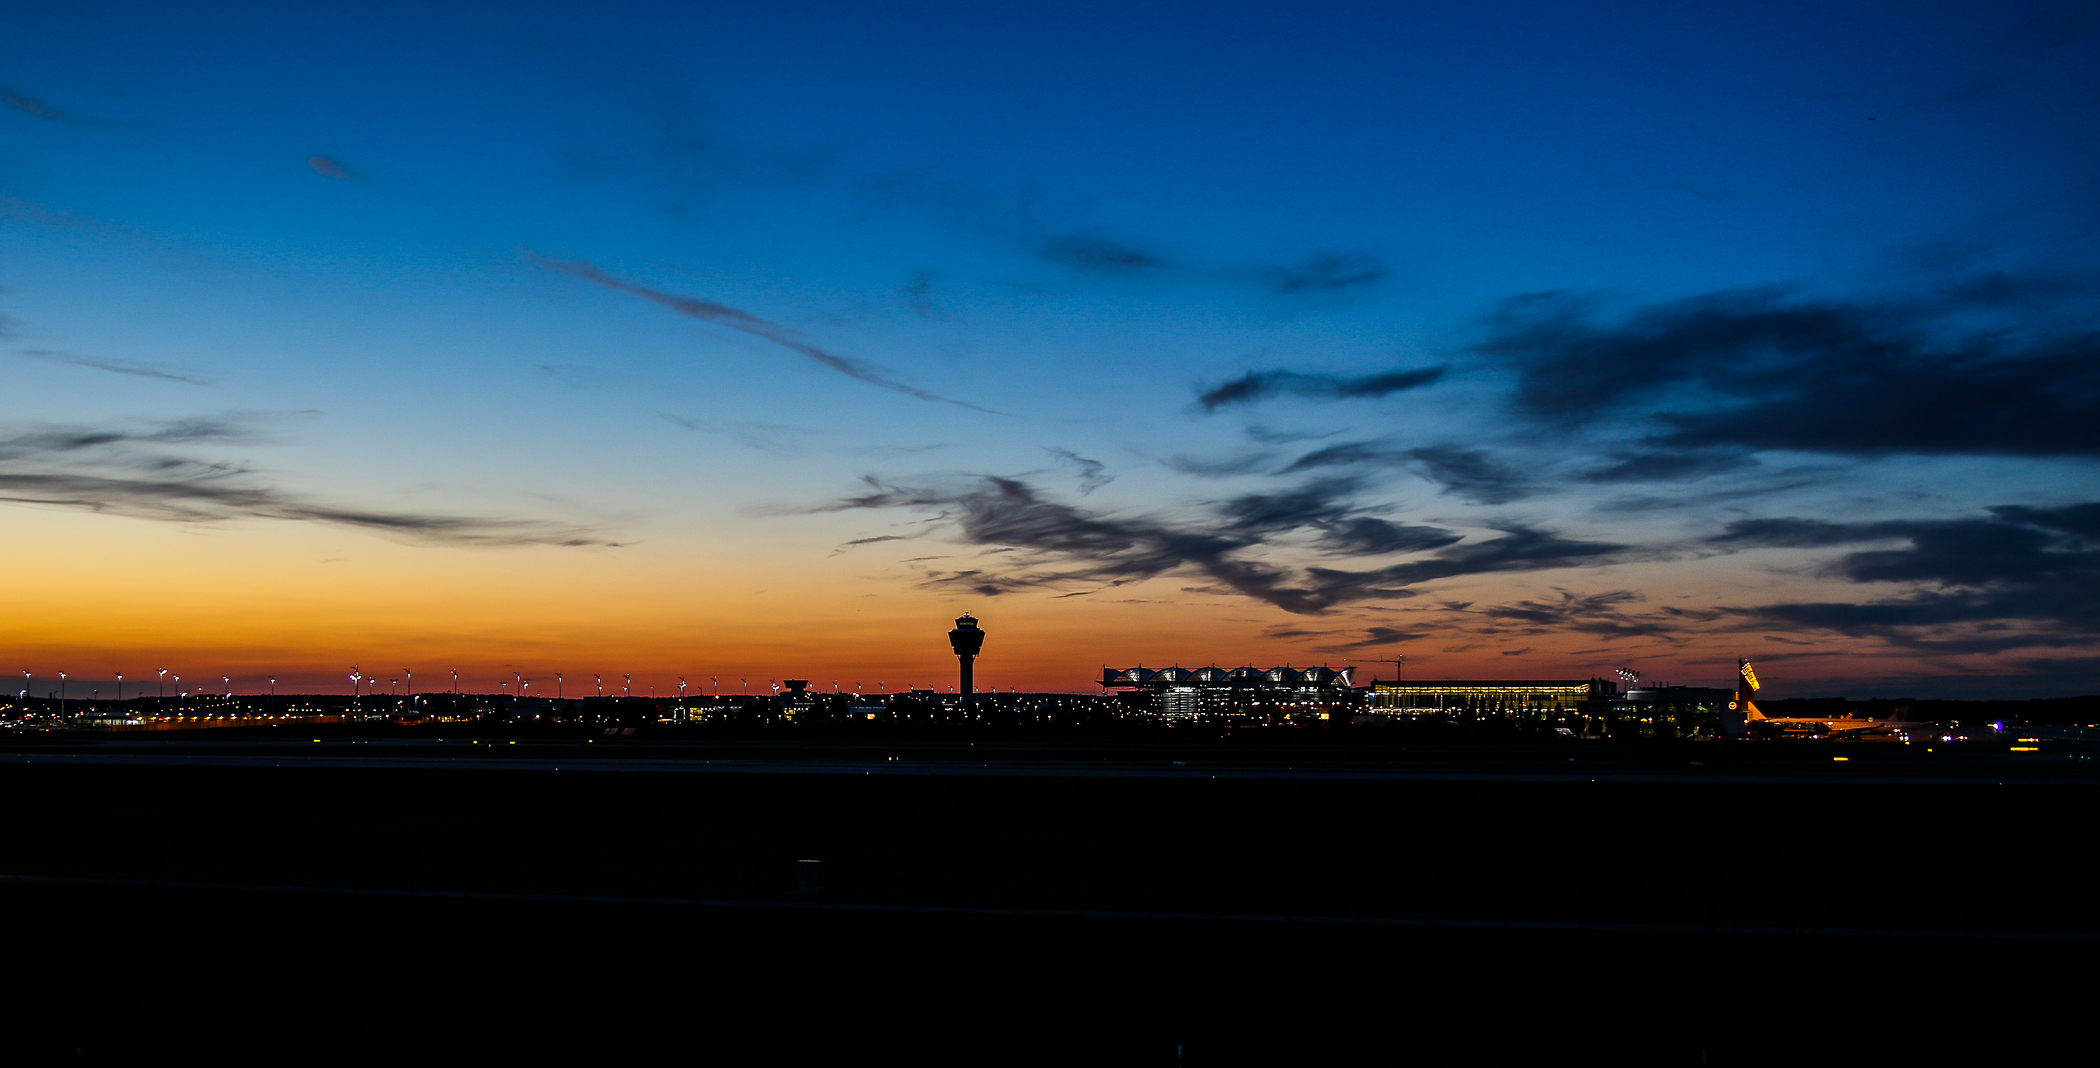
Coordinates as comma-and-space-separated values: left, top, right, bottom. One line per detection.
5, 0, 2100, 698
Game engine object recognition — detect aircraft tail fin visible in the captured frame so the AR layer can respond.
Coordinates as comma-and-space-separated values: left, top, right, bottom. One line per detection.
1723, 658, 1762, 737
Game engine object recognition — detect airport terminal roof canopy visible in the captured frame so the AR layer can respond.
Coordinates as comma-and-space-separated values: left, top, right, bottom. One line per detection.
1102, 665, 1355, 688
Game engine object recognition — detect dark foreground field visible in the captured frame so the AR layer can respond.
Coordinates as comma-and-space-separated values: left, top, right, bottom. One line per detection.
3, 735, 2094, 1065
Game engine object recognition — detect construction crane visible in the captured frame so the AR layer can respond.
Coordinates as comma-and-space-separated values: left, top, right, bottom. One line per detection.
1346, 656, 1404, 683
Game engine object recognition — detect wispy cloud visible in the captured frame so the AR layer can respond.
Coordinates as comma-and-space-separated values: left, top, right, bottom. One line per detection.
1046, 447, 1114, 494
813, 473, 1620, 614
15, 350, 212, 386
1278, 441, 1532, 505
530, 252, 999, 413
0, 417, 613, 547
1198, 365, 1446, 412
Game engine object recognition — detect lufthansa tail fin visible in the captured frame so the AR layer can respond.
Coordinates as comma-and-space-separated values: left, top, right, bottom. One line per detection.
1722, 658, 1762, 737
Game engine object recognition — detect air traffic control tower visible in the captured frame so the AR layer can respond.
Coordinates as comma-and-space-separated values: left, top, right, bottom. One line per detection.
948, 614, 985, 708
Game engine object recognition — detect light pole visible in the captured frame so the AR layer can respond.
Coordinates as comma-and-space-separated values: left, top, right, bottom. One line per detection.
741, 678, 748, 696
623, 673, 631, 698
404, 669, 413, 701
21, 669, 29, 702
451, 668, 458, 694
222, 675, 231, 697
269, 677, 276, 695
556, 673, 564, 700
158, 669, 167, 700
115, 673, 123, 702
711, 675, 718, 698
595, 674, 603, 698
58, 671, 67, 715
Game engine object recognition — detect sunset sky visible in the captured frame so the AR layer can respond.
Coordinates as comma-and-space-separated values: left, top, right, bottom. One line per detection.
6, 0, 2100, 697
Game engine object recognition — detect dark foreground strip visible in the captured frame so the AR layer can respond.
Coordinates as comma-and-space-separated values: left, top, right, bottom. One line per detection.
7, 750, 2093, 785
4, 873, 2091, 941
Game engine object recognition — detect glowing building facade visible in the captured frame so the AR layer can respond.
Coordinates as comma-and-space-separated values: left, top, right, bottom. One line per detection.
1098, 664, 1360, 723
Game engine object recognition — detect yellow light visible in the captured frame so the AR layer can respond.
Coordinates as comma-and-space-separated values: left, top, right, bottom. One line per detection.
2011, 746, 2040, 751
1832, 757, 1848, 761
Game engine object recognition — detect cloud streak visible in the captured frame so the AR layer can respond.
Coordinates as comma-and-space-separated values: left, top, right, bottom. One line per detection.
814, 473, 1622, 614
15, 350, 212, 386
1479, 278, 2100, 458
530, 253, 998, 413
0, 418, 612, 547
1711, 504, 2100, 653
1198, 364, 1446, 412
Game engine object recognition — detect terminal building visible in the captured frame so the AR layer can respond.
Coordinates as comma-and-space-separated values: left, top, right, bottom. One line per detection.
1099, 664, 1360, 723
1369, 678, 1619, 732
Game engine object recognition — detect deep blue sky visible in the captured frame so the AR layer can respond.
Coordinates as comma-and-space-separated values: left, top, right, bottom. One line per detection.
6, 1, 2100, 695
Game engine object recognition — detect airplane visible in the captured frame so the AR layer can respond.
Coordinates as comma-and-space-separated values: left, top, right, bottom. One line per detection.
1724, 658, 1924, 740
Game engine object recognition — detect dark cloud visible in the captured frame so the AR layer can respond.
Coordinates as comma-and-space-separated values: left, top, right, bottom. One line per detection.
1045, 447, 1113, 495
1244, 426, 1343, 446
1164, 452, 1277, 477
1197, 364, 1446, 412
1341, 626, 1434, 649
817, 474, 1612, 614
0, 418, 610, 548
1267, 253, 1386, 294
1714, 504, 2100, 652
1279, 442, 1531, 505
1581, 449, 1756, 483
829, 534, 912, 556
1992, 502, 2100, 541
1474, 589, 1688, 641
1278, 441, 1390, 471
1479, 279, 2100, 458
1314, 517, 1463, 556
531, 253, 998, 413
1213, 476, 1363, 533
1403, 445, 1532, 505
1038, 235, 1163, 272
14, 349, 211, 386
